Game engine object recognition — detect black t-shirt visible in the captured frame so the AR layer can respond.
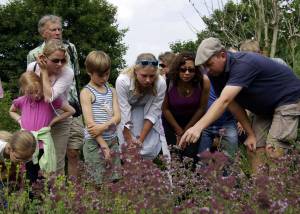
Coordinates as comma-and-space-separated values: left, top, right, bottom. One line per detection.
210, 52, 300, 115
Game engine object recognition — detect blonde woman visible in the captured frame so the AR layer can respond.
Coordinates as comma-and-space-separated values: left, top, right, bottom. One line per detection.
116, 53, 168, 159
26, 39, 81, 176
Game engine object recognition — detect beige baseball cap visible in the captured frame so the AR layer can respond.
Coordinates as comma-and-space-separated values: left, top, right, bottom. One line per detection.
195, 37, 224, 66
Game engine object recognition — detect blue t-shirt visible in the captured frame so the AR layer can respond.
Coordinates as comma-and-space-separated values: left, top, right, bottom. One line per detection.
210, 52, 300, 115
207, 85, 235, 126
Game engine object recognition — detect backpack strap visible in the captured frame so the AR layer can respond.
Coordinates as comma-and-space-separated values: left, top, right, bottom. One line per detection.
63, 40, 76, 67
33, 62, 38, 73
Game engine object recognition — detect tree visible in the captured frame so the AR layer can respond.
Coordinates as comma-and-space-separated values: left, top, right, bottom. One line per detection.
170, 0, 300, 76
0, 0, 127, 96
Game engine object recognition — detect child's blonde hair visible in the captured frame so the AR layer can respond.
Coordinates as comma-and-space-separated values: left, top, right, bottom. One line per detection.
43, 39, 67, 57
122, 53, 158, 96
0, 131, 12, 142
0, 130, 36, 156
19, 72, 42, 96
10, 131, 36, 154
85, 51, 111, 76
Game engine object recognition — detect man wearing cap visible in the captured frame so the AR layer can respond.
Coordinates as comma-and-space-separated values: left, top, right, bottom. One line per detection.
180, 37, 300, 172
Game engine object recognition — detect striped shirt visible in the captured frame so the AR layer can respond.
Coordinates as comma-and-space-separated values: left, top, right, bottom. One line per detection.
84, 84, 116, 141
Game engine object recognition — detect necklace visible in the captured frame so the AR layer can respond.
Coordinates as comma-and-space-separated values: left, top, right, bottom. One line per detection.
178, 86, 192, 97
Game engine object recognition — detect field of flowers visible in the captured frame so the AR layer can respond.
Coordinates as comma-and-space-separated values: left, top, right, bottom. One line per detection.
1, 90, 300, 213
1, 142, 300, 213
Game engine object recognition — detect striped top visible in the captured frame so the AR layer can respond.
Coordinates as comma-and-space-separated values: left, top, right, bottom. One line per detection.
84, 84, 116, 141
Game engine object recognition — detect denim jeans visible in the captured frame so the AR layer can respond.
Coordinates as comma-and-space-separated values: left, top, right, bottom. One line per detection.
198, 121, 238, 159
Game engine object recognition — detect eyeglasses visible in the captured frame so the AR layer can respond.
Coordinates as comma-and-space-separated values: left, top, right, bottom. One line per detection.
159, 63, 166, 68
179, 67, 196, 73
136, 60, 158, 67
49, 27, 62, 33
46, 56, 67, 64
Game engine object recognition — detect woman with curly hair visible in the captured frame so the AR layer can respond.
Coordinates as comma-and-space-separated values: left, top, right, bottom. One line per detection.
162, 52, 210, 160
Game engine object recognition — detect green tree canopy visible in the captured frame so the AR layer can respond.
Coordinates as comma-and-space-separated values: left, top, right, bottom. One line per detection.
0, 0, 127, 95
170, 0, 300, 76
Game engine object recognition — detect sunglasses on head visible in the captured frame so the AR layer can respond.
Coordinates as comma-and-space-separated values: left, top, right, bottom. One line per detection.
179, 67, 196, 73
46, 56, 67, 64
136, 60, 158, 67
159, 63, 166, 68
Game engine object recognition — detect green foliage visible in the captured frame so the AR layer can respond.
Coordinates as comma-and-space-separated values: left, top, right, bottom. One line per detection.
0, 0, 127, 96
170, 0, 300, 75
169, 40, 198, 53
0, 87, 20, 132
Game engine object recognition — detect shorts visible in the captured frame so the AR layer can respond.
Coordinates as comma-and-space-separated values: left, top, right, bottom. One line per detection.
68, 116, 84, 150
253, 101, 300, 148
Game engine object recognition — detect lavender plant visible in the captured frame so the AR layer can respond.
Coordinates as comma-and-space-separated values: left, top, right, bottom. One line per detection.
0, 142, 299, 213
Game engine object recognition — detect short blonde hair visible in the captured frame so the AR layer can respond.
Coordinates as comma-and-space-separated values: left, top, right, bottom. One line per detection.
0, 131, 12, 142
19, 72, 42, 95
0, 130, 36, 156
240, 40, 261, 53
84, 51, 111, 75
43, 39, 67, 57
85, 51, 111, 75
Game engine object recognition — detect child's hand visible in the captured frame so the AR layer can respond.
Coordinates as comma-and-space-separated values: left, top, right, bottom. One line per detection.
87, 123, 106, 137
101, 147, 112, 168
17, 118, 22, 127
127, 137, 143, 150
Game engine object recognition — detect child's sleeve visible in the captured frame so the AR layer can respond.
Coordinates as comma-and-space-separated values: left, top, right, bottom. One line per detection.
12, 96, 25, 110
52, 97, 63, 109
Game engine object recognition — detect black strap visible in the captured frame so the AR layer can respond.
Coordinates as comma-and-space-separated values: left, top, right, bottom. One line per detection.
63, 41, 84, 120
33, 62, 38, 73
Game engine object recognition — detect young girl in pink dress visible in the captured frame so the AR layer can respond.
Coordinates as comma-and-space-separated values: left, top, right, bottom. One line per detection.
9, 72, 75, 183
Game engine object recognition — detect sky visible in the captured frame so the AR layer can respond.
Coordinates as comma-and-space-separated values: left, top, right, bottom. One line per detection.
0, 0, 233, 65
107, 0, 230, 65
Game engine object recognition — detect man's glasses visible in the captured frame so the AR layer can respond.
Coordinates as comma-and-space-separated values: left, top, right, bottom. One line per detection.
136, 60, 158, 67
46, 56, 67, 64
49, 27, 62, 33
179, 67, 196, 73
159, 63, 166, 68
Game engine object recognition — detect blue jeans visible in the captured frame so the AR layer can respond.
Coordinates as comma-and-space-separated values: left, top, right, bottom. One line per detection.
198, 121, 238, 159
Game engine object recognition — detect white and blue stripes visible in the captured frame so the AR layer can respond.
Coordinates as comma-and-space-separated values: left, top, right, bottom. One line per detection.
84, 84, 116, 141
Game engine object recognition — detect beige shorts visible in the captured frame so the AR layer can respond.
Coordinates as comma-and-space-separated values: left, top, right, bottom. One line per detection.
253, 101, 300, 148
68, 116, 84, 150
51, 116, 84, 173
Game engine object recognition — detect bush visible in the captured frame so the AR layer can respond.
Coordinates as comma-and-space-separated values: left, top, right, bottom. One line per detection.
0, 88, 19, 132
1, 145, 300, 213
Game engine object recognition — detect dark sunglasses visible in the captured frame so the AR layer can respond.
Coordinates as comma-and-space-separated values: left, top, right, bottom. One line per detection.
179, 67, 196, 73
159, 63, 166, 68
136, 60, 158, 67
46, 56, 67, 64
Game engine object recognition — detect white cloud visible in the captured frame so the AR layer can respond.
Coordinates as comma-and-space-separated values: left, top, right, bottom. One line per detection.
108, 0, 211, 65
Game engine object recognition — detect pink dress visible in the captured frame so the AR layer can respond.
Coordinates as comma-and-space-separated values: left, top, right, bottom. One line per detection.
13, 96, 62, 131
